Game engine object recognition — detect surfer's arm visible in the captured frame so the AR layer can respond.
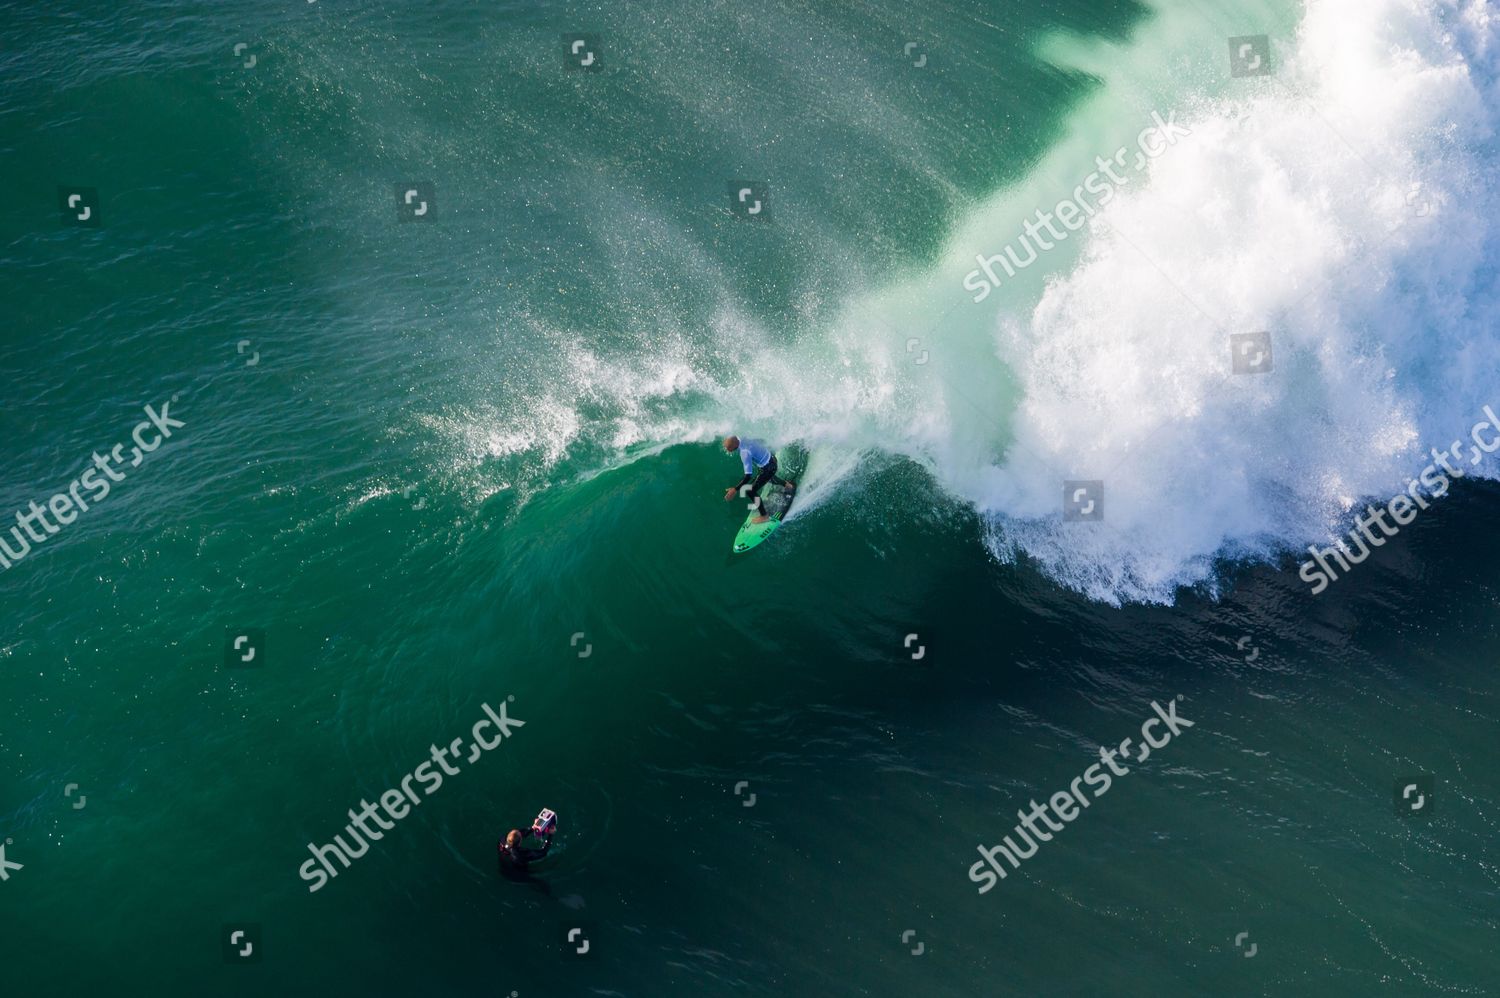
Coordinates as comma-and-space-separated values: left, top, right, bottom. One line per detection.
518, 835, 552, 862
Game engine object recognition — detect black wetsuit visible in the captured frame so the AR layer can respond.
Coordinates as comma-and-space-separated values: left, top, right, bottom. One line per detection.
734, 454, 790, 516
499, 831, 553, 869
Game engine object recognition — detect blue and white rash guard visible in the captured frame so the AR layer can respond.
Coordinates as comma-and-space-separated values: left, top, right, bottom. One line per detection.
738, 438, 773, 473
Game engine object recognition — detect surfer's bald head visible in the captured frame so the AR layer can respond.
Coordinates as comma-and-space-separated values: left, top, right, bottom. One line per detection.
723, 435, 740, 452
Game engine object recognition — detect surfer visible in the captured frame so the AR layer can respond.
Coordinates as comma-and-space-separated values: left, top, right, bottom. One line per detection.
499, 808, 557, 871
723, 436, 794, 523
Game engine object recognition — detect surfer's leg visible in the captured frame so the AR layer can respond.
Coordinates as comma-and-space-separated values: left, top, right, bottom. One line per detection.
748, 464, 775, 516
766, 455, 789, 488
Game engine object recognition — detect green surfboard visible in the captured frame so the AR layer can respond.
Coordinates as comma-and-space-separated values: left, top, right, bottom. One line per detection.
732, 485, 796, 554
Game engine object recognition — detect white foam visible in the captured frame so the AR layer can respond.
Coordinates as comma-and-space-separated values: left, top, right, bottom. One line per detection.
977, 0, 1500, 602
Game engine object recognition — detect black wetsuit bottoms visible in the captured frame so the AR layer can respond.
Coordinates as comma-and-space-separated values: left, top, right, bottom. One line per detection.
741, 455, 789, 515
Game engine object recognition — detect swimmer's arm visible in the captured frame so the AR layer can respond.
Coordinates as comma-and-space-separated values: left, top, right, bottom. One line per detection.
515, 843, 550, 862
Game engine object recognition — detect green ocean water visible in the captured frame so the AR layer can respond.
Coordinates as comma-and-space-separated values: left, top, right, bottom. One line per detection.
4, 0, 1499, 995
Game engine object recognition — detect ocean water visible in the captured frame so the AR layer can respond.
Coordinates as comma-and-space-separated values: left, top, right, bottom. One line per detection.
3, 0, 1499, 994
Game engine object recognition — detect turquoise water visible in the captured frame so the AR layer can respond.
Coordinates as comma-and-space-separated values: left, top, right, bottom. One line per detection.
4, 0, 1499, 994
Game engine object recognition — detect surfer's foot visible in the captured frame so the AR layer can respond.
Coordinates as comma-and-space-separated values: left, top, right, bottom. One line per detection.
784, 480, 796, 490
751, 515, 771, 524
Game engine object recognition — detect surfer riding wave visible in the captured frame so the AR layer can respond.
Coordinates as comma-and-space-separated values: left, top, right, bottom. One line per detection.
723, 436, 794, 523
